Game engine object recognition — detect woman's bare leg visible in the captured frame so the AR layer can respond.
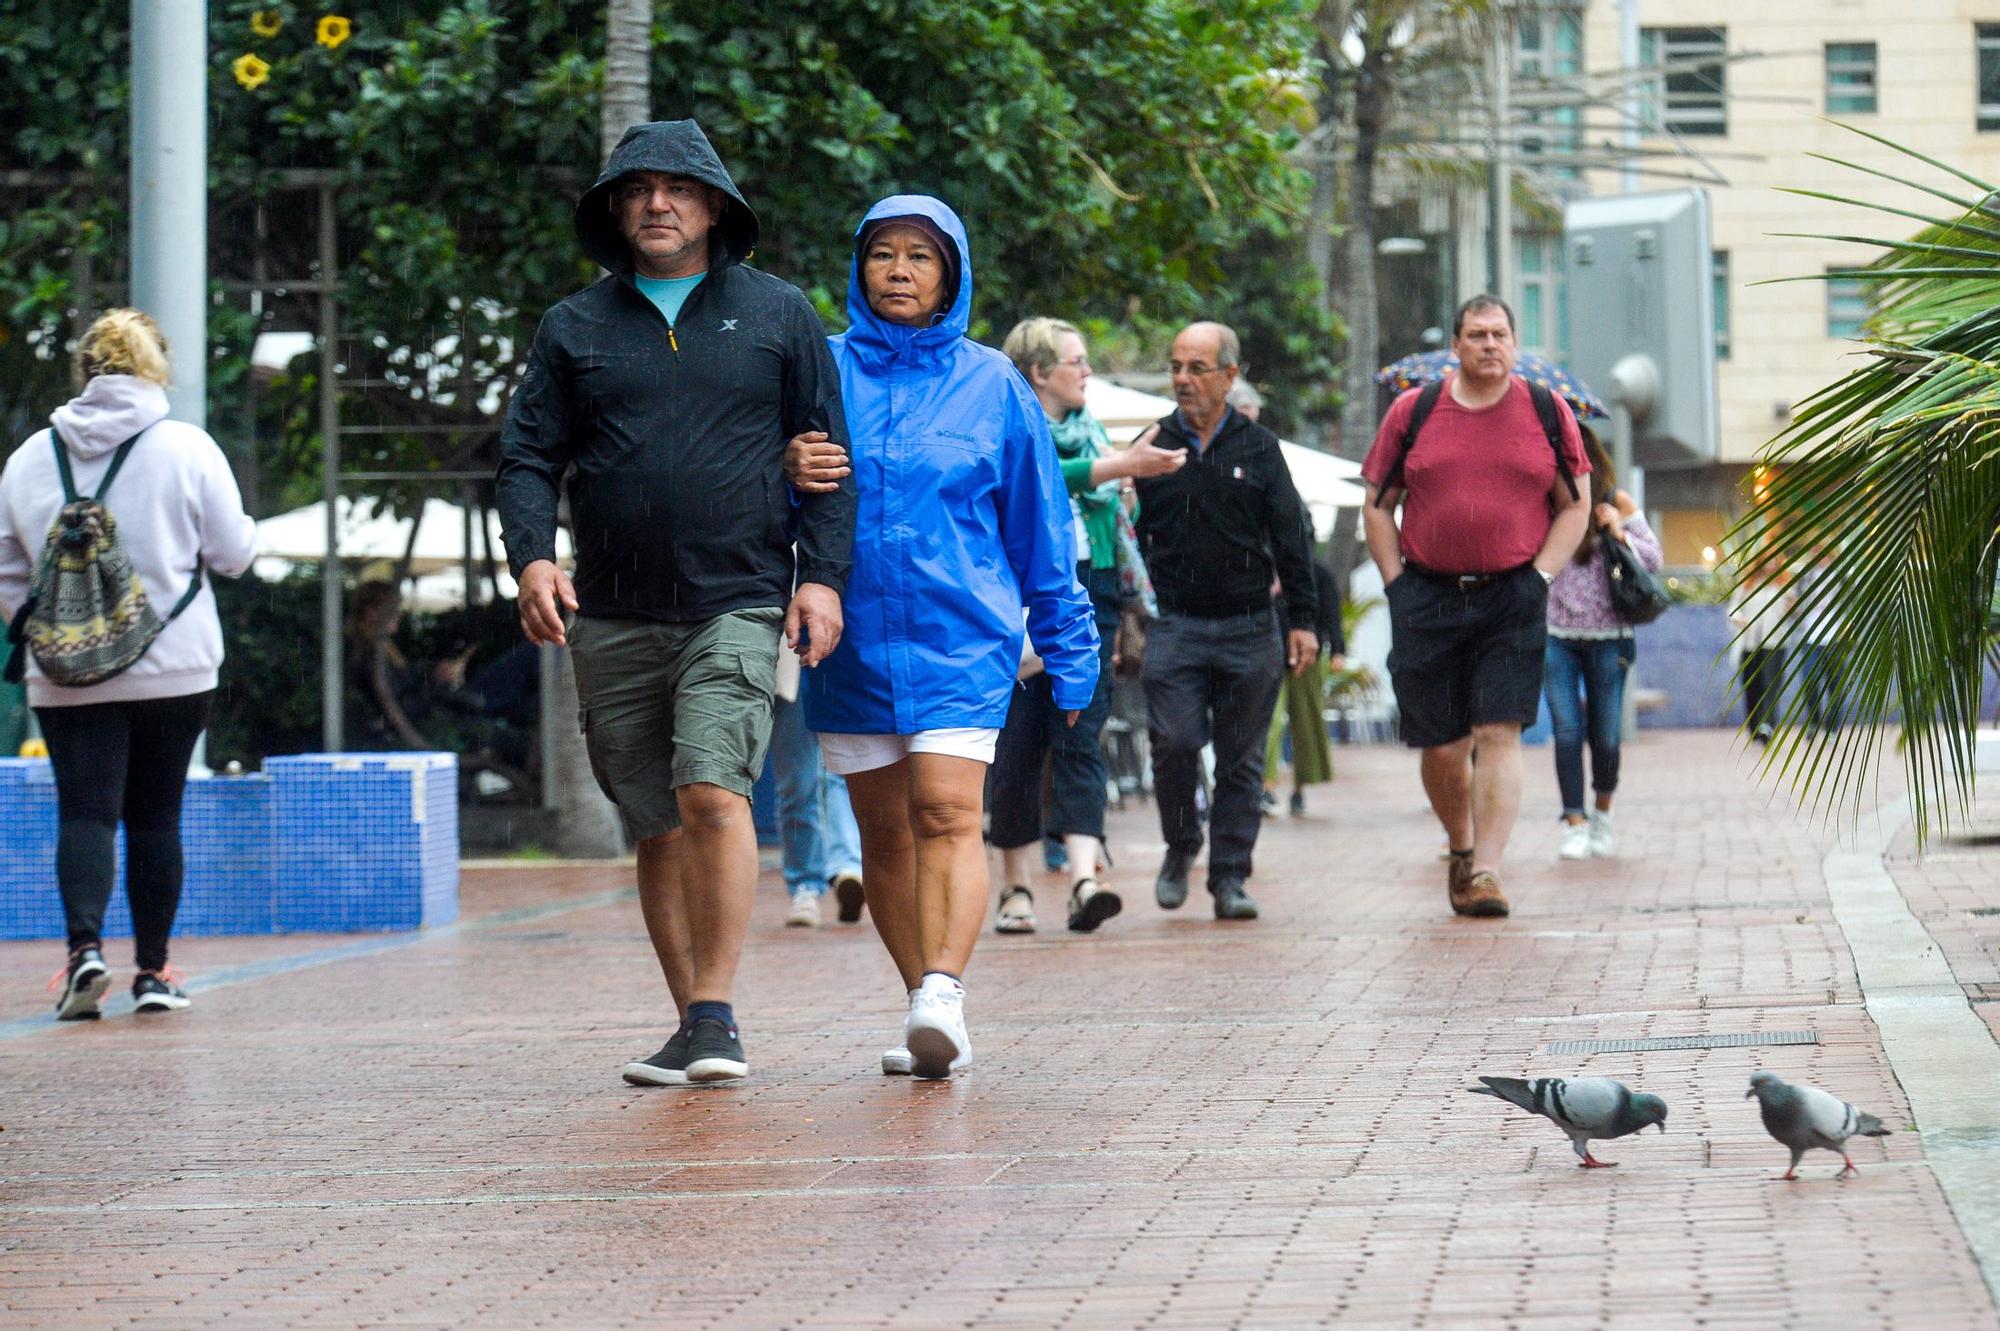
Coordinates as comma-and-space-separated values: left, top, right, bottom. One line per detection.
843, 760, 922, 991
906, 753, 991, 977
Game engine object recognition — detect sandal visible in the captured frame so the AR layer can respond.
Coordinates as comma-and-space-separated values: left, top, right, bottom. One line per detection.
1066, 878, 1123, 934
995, 885, 1036, 934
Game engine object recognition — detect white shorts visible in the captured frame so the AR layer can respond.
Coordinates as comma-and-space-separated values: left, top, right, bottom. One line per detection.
817, 728, 1001, 776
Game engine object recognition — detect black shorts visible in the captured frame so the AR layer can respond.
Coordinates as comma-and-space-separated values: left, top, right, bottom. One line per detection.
1385, 564, 1549, 748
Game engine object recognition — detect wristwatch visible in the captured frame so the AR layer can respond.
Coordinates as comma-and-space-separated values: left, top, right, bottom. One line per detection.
1536, 567, 1554, 585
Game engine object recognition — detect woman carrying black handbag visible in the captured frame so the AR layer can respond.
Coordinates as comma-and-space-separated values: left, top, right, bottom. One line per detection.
1542, 426, 1663, 861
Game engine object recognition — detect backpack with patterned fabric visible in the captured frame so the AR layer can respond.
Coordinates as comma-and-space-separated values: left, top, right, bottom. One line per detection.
3, 427, 202, 688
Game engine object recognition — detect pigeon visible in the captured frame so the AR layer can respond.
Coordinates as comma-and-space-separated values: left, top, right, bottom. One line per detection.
1745, 1070, 1891, 1180
1468, 1075, 1669, 1167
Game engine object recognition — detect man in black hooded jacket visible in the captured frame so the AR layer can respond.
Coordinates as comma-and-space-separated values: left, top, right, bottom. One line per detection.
498, 120, 855, 1087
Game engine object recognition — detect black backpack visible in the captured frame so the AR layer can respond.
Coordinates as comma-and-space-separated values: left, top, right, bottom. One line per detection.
1372, 379, 1580, 508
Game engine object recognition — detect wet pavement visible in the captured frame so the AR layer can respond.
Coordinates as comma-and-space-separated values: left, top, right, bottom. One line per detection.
2, 731, 1996, 1328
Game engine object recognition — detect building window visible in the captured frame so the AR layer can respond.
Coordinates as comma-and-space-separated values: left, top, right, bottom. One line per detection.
1516, 233, 1562, 359
1980, 25, 2000, 131
1712, 250, 1730, 360
1827, 270, 1868, 339
1640, 27, 1728, 136
1825, 42, 1877, 114
1514, 8, 1585, 169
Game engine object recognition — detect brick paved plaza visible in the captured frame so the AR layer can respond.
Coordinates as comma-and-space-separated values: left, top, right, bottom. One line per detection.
3, 731, 1997, 1329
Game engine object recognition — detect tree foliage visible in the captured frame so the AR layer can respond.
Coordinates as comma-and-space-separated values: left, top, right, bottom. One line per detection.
0, 0, 1331, 477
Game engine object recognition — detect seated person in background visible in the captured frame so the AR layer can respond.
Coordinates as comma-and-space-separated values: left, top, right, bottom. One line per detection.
344, 580, 488, 753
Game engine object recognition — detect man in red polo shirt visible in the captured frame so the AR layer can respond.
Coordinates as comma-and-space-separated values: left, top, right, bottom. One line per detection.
1362, 295, 1591, 918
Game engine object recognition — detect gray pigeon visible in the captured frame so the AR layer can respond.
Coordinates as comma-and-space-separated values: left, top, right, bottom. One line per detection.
1468, 1075, 1668, 1167
1745, 1070, 1891, 1180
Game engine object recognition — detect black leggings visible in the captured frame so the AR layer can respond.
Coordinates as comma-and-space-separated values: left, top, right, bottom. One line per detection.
33, 691, 213, 971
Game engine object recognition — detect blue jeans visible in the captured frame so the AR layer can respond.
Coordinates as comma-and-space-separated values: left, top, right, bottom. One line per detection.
1543, 636, 1633, 818
770, 695, 862, 895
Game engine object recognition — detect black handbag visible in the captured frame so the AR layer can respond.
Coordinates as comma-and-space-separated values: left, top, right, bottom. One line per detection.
1601, 528, 1671, 624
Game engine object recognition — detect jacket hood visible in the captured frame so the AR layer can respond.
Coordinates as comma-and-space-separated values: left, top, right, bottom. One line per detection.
842, 195, 971, 366
48, 374, 171, 459
575, 120, 759, 275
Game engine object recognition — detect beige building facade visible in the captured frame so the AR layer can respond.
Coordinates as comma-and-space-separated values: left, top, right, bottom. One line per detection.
1566, 0, 2000, 563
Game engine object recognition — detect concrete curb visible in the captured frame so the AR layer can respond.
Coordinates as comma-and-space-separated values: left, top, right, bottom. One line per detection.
1827, 798, 2000, 1304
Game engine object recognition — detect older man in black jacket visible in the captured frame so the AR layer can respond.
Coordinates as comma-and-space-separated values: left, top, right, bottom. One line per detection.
1134, 321, 1316, 922
497, 120, 854, 1087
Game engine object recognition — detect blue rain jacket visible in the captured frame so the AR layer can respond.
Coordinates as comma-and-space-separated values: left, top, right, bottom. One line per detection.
804, 196, 1098, 735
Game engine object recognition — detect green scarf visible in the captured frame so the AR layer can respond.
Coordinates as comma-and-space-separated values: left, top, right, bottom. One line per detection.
1049, 409, 1120, 515
1049, 408, 1122, 572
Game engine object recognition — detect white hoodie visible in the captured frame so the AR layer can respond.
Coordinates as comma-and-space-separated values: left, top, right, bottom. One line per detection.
0, 375, 257, 707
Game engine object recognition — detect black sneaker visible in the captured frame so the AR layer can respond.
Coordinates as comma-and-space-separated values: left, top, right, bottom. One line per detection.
1288, 791, 1306, 817
1211, 879, 1260, 921
132, 969, 192, 1013
1155, 848, 1194, 910
684, 1017, 749, 1083
621, 1028, 691, 1086
52, 947, 110, 1021
831, 870, 866, 923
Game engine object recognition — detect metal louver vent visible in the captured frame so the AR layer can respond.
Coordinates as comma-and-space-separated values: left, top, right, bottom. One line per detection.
1545, 1031, 1819, 1055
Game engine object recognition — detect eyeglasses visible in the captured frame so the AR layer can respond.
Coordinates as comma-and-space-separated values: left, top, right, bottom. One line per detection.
1054, 354, 1090, 369
1168, 361, 1225, 377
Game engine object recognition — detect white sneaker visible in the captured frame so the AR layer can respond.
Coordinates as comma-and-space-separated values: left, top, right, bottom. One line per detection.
882, 1045, 914, 1075
786, 892, 821, 927
1587, 810, 1615, 858
905, 977, 972, 1078
1558, 820, 1592, 860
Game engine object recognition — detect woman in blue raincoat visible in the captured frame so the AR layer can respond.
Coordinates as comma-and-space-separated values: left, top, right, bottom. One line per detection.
802, 195, 1098, 1080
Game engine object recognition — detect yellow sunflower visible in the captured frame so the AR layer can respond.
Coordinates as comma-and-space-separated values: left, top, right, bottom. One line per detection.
249, 9, 282, 37
316, 14, 352, 49
232, 53, 272, 90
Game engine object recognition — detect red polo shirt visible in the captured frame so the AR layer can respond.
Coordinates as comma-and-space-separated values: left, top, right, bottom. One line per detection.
1362, 377, 1590, 575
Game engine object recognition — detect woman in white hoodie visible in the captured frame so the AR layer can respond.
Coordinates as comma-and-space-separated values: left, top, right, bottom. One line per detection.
0, 310, 256, 1020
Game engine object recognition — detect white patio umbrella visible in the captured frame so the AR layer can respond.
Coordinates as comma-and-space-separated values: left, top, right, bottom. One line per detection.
254, 497, 569, 576
1082, 378, 1365, 538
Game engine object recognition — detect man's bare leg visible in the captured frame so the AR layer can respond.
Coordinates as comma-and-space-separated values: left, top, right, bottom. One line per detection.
672, 782, 760, 1003
634, 832, 693, 1020
1420, 735, 1476, 852
1468, 722, 1524, 876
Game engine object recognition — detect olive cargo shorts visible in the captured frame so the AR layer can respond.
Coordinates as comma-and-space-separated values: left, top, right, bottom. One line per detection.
568, 607, 784, 842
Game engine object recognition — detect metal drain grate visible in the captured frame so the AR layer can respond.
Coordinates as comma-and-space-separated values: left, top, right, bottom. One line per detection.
1545, 1031, 1819, 1055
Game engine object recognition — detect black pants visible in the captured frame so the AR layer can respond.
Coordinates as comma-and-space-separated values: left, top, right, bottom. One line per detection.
988, 570, 1120, 850
34, 691, 213, 970
1143, 608, 1284, 885
1740, 647, 1783, 735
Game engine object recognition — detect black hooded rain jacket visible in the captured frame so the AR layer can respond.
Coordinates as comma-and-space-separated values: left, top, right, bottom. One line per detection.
496, 120, 854, 621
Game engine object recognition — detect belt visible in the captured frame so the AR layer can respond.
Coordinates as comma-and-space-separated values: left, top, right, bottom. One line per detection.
1405, 561, 1527, 590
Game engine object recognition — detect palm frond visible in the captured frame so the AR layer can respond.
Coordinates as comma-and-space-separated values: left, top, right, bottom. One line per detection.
1727, 125, 2000, 843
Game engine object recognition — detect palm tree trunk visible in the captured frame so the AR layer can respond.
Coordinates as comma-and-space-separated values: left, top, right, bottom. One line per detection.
601, 0, 653, 161
543, 0, 655, 859
1336, 44, 1392, 463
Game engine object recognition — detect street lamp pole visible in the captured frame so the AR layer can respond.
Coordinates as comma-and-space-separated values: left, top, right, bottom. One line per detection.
1486, 3, 1514, 304
131, 0, 210, 771
130, 1, 207, 428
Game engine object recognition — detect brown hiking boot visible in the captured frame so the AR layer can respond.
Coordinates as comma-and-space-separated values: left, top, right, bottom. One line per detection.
1446, 853, 1475, 914
1454, 869, 1511, 918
